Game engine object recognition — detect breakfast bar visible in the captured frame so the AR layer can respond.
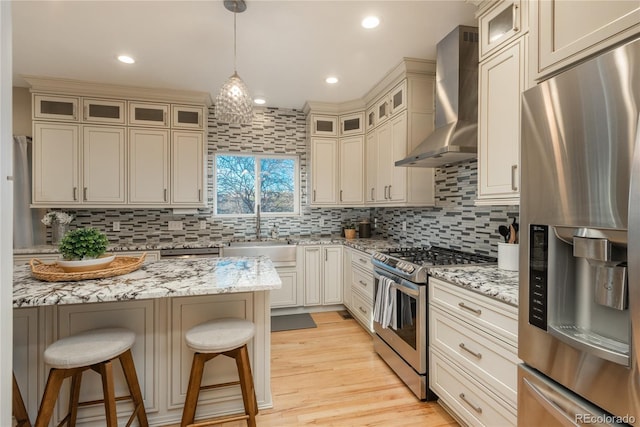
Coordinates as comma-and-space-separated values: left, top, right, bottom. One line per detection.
12, 256, 281, 426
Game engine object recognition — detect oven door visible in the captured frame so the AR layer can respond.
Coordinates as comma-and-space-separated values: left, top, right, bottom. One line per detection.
373, 268, 427, 374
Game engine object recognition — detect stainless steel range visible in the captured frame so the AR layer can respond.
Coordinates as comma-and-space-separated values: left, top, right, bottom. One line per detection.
371, 246, 496, 400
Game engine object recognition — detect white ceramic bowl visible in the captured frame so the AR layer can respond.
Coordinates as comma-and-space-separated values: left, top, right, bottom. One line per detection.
57, 254, 116, 273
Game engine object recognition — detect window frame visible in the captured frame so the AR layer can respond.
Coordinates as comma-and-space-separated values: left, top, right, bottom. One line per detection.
213, 152, 300, 217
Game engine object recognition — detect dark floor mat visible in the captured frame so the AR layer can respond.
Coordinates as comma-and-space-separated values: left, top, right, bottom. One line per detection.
271, 313, 317, 332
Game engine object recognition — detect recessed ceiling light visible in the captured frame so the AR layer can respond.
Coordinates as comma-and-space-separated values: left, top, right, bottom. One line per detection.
326, 76, 339, 84
254, 98, 266, 105
361, 16, 380, 29
117, 55, 135, 64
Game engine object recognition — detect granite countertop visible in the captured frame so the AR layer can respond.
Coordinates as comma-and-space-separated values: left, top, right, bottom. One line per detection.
13, 256, 281, 308
428, 265, 519, 307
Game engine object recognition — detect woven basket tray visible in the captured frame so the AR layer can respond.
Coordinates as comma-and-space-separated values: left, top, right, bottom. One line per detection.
30, 253, 146, 282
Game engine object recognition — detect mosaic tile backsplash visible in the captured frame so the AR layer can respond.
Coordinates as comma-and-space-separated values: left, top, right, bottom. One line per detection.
55, 106, 517, 257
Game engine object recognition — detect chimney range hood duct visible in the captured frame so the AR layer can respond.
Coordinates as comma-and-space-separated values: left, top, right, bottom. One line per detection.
396, 25, 479, 168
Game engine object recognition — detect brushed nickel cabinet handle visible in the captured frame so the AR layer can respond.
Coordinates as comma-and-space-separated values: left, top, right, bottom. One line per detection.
458, 302, 482, 315
359, 306, 367, 314
371, 187, 375, 200
459, 343, 482, 359
512, 4, 519, 32
83, 187, 87, 200
384, 186, 388, 199
198, 189, 202, 201
313, 189, 316, 202
459, 393, 482, 414
511, 164, 518, 191
388, 185, 392, 199
164, 188, 167, 202
73, 187, 77, 201
72, 104, 77, 120
358, 280, 368, 287
163, 111, 167, 126
340, 190, 343, 202
84, 105, 88, 121
325, 248, 328, 261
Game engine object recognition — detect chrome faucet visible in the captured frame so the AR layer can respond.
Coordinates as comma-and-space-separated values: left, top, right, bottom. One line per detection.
256, 204, 261, 240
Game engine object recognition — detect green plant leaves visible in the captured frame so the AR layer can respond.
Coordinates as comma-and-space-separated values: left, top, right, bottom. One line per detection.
59, 228, 108, 260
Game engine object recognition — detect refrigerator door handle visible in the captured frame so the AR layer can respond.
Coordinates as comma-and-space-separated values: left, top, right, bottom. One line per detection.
629, 113, 640, 368
522, 378, 581, 427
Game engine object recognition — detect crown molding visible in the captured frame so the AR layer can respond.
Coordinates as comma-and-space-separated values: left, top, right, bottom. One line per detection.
22, 75, 213, 106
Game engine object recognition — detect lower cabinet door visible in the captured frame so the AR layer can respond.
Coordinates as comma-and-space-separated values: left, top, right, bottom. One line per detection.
271, 266, 298, 308
430, 349, 517, 427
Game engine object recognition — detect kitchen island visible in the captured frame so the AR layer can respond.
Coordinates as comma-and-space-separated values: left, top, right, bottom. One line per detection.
13, 256, 281, 426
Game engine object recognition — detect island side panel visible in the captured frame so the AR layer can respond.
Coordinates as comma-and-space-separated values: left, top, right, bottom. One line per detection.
13, 291, 272, 426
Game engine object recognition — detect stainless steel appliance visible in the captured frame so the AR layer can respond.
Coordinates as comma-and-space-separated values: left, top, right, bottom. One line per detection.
519, 36, 640, 425
371, 247, 496, 400
159, 247, 221, 259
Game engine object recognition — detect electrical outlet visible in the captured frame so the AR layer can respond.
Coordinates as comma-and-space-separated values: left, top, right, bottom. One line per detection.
168, 220, 183, 231
112, 221, 120, 232
319, 218, 325, 227
199, 220, 207, 230
402, 221, 407, 231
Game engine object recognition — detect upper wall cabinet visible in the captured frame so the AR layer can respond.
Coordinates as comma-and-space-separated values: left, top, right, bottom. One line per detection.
479, 0, 527, 60
128, 101, 170, 127
389, 80, 407, 116
34, 95, 79, 122
310, 114, 338, 137
531, 0, 640, 80
171, 105, 206, 130
339, 112, 364, 136
82, 98, 126, 124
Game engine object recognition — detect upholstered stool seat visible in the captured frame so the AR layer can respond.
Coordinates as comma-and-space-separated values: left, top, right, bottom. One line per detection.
181, 318, 258, 427
35, 327, 148, 427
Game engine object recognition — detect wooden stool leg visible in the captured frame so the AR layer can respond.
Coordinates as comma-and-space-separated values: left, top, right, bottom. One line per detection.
67, 371, 82, 427
181, 352, 208, 427
235, 345, 258, 427
118, 349, 149, 427
97, 361, 118, 427
35, 368, 68, 427
12, 373, 31, 427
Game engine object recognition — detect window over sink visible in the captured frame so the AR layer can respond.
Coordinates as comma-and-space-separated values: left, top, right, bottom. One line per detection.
214, 153, 299, 216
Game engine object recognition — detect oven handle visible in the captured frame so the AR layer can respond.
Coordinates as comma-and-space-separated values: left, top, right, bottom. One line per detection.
373, 269, 421, 298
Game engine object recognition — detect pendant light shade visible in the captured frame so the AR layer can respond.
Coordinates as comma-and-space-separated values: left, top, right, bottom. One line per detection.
215, 0, 253, 125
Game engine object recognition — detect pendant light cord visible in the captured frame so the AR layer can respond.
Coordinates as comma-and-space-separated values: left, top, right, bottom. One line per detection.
233, 10, 237, 73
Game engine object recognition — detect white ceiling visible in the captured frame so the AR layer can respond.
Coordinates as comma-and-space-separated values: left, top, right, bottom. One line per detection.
12, 0, 478, 110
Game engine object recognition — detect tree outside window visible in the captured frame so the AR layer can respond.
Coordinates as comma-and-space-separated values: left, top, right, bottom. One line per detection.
215, 154, 298, 215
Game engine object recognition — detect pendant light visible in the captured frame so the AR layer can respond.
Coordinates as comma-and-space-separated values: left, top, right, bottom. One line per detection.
215, 0, 253, 124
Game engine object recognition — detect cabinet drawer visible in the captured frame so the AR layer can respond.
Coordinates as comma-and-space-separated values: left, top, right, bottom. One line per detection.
431, 350, 516, 427
350, 250, 372, 273
351, 266, 374, 301
350, 290, 373, 333
430, 306, 518, 406
430, 277, 518, 346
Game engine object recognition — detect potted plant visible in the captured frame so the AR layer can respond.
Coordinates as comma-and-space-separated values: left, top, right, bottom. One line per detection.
343, 221, 357, 240
41, 211, 74, 245
57, 228, 114, 272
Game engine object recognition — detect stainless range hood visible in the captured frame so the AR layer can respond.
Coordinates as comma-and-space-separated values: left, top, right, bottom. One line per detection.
396, 25, 479, 168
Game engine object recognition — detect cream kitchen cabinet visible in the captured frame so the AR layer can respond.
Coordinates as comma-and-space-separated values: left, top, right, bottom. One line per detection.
128, 101, 170, 127
339, 112, 364, 136
531, 0, 640, 80
32, 122, 80, 204
301, 245, 343, 306
34, 94, 79, 122
82, 98, 126, 124
271, 266, 299, 308
171, 130, 205, 206
310, 137, 338, 205
389, 80, 407, 116
478, 0, 527, 61
82, 126, 126, 204
309, 114, 338, 137
346, 248, 374, 333
429, 277, 519, 426
171, 105, 206, 130
477, 37, 526, 205
339, 135, 364, 205
129, 128, 170, 204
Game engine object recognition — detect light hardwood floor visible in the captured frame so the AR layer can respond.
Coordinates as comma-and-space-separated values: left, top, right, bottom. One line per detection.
174, 311, 458, 426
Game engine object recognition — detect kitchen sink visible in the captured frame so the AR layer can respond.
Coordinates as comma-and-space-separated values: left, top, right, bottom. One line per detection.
223, 240, 296, 262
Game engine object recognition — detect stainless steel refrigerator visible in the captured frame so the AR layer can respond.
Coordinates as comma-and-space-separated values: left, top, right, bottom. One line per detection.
519, 36, 640, 425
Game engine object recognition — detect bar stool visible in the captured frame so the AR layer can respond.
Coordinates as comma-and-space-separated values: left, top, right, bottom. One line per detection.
13, 372, 31, 427
34, 327, 148, 427
181, 318, 258, 427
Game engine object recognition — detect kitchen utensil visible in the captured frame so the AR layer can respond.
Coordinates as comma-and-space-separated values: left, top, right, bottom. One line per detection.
511, 218, 519, 243
498, 225, 510, 243
508, 224, 516, 244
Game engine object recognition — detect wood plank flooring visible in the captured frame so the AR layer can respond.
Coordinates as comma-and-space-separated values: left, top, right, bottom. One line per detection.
171, 311, 458, 426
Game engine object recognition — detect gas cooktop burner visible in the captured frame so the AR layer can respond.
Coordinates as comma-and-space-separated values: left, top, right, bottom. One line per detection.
382, 246, 497, 266
372, 246, 497, 284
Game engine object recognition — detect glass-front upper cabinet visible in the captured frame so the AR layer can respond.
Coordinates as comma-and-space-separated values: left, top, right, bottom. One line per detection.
82, 98, 126, 124
171, 105, 206, 130
479, 0, 524, 60
340, 112, 364, 136
389, 80, 407, 116
34, 95, 79, 121
310, 114, 338, 137
375, 97, 390, 125
128, 101, 170, 127
366, 106, 376, 132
